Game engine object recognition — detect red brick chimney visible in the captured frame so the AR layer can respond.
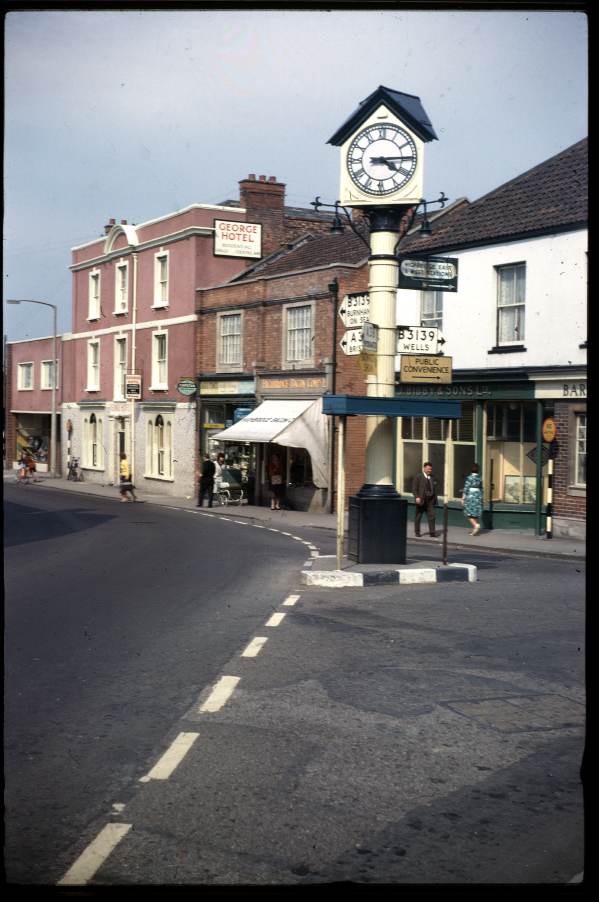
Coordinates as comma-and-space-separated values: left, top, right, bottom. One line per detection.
239, 175, 285, 257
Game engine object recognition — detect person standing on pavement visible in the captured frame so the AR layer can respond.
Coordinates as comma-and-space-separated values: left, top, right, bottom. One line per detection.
412, 461, 438, 537
119, 452, 137, 502
462, 463, 483, 535
268, 452, 284, 510
198, 453, 216, 507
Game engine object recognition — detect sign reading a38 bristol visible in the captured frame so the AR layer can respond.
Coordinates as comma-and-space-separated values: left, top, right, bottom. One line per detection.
398, 256, 458, 292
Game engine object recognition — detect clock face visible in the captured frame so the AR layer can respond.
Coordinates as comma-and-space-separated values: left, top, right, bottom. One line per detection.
347, 124, 418, 196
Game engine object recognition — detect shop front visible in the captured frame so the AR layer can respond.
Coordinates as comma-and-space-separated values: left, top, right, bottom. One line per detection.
213, 372, 330, 512
198, 377, 257, 503
395, 378, 562, 532
13, 412, 59, 472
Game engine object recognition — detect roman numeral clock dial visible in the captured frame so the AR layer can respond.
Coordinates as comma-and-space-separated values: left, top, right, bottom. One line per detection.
347, 124, 417, 196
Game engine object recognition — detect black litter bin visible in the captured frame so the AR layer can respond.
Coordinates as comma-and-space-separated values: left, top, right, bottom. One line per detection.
348, 494, 408, 564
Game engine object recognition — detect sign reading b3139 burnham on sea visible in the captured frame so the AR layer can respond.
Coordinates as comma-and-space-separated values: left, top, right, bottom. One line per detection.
398, 256, 458, 292
400, 355, 453, 384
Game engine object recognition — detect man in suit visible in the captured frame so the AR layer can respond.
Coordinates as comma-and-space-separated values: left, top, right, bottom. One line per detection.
198, 454, 216, 507
412, 461, 438, 537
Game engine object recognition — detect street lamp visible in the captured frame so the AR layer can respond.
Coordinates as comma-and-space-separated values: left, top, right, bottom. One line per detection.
7, 299, 58, 477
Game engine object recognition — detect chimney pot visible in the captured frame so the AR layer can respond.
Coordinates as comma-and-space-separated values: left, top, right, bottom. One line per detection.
248, 174, 256, 180
268, 176, 277, 183
121, 219, 127, 225
259, 175, 266, 182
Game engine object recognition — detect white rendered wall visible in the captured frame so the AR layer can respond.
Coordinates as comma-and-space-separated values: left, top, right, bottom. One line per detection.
396, 229, 587, 371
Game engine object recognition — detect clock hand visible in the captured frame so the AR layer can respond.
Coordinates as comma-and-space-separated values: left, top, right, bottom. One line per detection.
370, 155, 415, 171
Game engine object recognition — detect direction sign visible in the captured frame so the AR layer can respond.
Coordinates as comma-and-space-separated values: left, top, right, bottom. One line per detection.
400, 355, 453, 384
397, 325, 445, 355
362, 321, 378, 353
398, 256, 458, 292
340, 328, 363, 355
338, 292, 370, 327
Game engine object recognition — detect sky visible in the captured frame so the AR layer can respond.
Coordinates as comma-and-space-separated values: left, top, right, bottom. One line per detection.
3, 6, 588, 342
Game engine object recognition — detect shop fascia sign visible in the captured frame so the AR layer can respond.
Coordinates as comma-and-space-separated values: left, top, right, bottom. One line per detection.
214, 219, 262, 259
398, 256, 458, 292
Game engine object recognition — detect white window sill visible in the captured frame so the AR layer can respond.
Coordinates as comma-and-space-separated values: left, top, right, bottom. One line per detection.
85, 387, 100, 393
151, 303, 169, 310
41, 386, 59, 391
87, 316, 101, 323
113, 310, 128, 316
82, 466, 105, 472
144, 473, 174, 482
149, 385, 168, 392
17, 386, 34, 391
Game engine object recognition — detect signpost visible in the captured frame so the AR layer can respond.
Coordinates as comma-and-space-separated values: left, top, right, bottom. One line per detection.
338, 292, 370, 327
397, 325, 445, 355
400, 355, 453, 384
340, 328, 364, 355
398, 256, 458, 292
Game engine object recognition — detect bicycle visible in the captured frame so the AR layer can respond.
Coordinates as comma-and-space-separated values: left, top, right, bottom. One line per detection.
67, 457, 84, 481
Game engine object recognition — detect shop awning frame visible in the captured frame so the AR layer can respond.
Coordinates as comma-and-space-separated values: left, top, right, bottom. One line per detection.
321, 394, 462, 419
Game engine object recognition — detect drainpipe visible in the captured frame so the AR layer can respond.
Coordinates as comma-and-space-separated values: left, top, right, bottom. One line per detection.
131, 253, 138, 479
326, 278, 339, 514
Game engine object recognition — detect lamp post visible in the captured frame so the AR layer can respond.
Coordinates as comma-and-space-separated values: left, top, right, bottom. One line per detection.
7, 299, 58, 477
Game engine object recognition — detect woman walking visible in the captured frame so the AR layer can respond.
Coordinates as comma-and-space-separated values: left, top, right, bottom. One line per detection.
462, 463, 483, 535
119, 452, 138, 502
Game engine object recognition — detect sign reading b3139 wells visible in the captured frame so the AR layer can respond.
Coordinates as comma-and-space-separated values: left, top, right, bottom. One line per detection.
398, 256, 458, 292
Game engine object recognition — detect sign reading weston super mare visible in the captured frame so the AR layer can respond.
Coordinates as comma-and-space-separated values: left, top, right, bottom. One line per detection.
398, 256, 458, 292
214, 220, 262, 259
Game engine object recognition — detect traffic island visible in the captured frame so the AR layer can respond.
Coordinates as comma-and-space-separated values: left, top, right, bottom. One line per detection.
301, 555, 476, 587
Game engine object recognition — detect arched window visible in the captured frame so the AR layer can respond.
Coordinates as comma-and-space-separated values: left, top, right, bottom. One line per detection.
146, 412, 173, 478
82, 412, 104, 469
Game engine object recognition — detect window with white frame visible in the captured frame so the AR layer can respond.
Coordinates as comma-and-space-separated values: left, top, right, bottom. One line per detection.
285, 303, 313, 365
87, 340, 100, 391
17, 362, 34, 390
420, 291, 443, 330
83, 411, 104, 469
88, 270, 101, 320
575, 413, 586, 486
114, 336, 127, 400
496, 263, 526, 344
41, 359, 59, 390
146, 413, 172, 478
219, 312, 242, 368
114, 260, 129, 313
151, 331, 168, 389
153, 251, 169, 307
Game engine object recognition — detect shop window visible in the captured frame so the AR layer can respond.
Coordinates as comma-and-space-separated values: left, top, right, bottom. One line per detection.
486, 401, 537, 504
289, 449, 313, 486
17, 362, 34, 390
83, 412, 104, 469
88, 270, 101, 320
285, 303, 313, 366
218, 313, 242, 368
421, 291, 443, 330
496, 263, 525, 344
400, 402, 476, 500
575, 413, 586, 486
146, 413, 172, 478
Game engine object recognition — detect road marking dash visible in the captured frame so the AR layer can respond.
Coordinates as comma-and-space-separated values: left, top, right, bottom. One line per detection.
199, 675, 240, 713
57, 823, 132, 885
283, 594, 300, 606
139, 732, 199, 782
241, 636, 268, 658
265, 612, 286, 627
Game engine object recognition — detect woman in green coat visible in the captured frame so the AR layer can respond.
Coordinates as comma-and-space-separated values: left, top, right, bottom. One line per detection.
462, 463, 483, 535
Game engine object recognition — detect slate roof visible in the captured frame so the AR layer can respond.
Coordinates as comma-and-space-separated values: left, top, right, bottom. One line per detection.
400, 138, 587, 255
231, 229, 369, 282
328, 85, 438, 145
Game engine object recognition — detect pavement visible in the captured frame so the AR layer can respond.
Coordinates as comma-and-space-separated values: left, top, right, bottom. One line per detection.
4, 472, 585, 576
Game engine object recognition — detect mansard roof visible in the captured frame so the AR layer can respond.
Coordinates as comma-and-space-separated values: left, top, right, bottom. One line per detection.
401, 137, 587, 255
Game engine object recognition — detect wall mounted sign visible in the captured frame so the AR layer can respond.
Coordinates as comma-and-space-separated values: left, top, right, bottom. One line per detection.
542, 417, 557, 443
199, 380, 256, 396
398, 256, 458, 292
177, 378, 197, 396
214, 219, 262, 259
400, 355, 453, 384
259, 375, 327, 394
125, 375, 142, 398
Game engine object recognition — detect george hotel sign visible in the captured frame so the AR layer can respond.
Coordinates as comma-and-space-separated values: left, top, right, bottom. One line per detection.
214, 219, 262, 259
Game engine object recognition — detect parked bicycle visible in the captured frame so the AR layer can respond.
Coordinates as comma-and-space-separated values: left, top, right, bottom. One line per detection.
67, 457, 84, 481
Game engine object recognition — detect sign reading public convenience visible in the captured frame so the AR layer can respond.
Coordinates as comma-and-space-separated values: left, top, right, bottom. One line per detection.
214, 219, 262, 259
397, 325, 445, 355
338, 292, 370, 327
398, 256, 458, 292
400, 355, 453, 384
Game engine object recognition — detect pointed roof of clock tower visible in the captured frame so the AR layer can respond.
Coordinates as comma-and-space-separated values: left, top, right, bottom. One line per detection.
328, 85, 438, 146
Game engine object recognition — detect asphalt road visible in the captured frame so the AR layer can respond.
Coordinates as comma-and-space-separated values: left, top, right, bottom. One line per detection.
4, 485, 586, 886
